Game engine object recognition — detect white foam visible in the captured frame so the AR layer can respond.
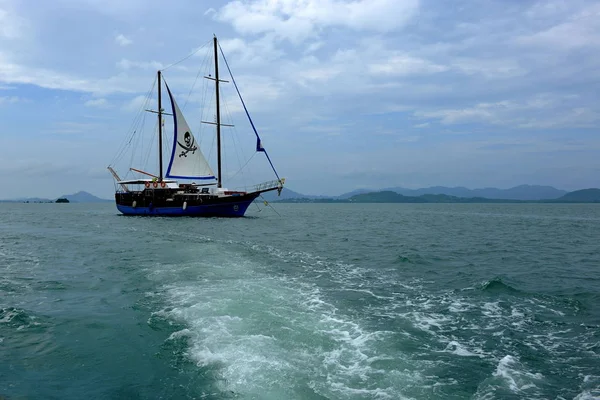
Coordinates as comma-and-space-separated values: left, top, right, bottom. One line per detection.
574, 392, 600, 400
0, 308, 22, 324
449, 300, 472, 312
443, 341, 483, 357
167, 328, 193, 341
494, 355, 543, 392
482, 302, 502, 317
342, 288, 395, 300
149, 245, 431, 399
328, 382, 398, 399
410, 312, 453, 333
574, 375, 600, 400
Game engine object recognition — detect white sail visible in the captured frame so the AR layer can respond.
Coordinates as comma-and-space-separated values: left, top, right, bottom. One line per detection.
165, 83, 215, 180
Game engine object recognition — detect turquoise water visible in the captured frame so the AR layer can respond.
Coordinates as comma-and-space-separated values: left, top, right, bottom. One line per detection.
1, 203, 599, 399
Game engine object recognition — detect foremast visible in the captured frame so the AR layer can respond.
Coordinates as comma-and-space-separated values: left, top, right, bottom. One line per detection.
158, 70, 164, 182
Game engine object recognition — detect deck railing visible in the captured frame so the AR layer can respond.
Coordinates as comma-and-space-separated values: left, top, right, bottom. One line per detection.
247, 179, 285, 195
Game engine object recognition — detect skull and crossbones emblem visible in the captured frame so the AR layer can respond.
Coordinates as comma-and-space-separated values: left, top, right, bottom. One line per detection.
178, 131, 197, 157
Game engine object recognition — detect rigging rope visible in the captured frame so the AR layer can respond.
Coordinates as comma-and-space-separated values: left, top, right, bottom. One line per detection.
227, 152, 256, 184
110, 78, 156, 167
218, 43, 282, 182
161, 39, 212, 72
220, 84, 250, 188
260, 194, 281, 217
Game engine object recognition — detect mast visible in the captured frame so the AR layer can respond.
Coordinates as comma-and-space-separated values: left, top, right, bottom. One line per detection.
214, 35, 222, 188
158, 70, 163, 181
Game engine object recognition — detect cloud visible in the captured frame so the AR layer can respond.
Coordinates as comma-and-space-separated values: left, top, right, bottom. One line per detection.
415, 93, 600, 129
517, 108, 600, 129
116, 59, 163, 70
451, 58, 525, 79
0, 3, 27, 39
44, 121, 99, 135
0, 95, 20, 104
122, 94, 154, 112
369, 55, 448, 76
84, 98, 108, 107
0, 51, 146, 94
214, 0, 420, 42
0, 160, 73, 177
217, 36, 284, 67
416, 101, 514, 125
517, 3, 600, 50
115, 33, 132, 46
304, 41, 324, 54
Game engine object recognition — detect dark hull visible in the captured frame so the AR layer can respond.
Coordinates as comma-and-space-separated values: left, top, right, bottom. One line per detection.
114, 189, 260, 217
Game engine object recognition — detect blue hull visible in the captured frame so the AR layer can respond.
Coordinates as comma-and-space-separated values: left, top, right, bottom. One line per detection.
116, 198, 255, 217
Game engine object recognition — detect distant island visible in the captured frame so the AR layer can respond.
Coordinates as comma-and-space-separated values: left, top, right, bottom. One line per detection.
261, 184, 572, 202
270, 188, 600, 204
0, 191, 111, 203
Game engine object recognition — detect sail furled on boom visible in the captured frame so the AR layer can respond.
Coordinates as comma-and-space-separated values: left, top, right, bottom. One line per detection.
164, 81, 216, 180
217, 43, 281, 181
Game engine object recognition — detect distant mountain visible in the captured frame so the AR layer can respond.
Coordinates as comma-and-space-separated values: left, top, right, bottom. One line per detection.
472, 185, 567, 200
554, 188, 600, 202
417, 194, 520, 203
276, 191, 522, 203
260, 187, 328, 201
349, 191, 427, 203
260, 188, 305, 201
265, 184, 568, 201
59, 191, 111, 203
337, 189, 372, 199
276, 188, 600, 204
382, 185, 567, 200
384, 186, 473, 198
1, 191, 111, 203
346, 191, 525, 203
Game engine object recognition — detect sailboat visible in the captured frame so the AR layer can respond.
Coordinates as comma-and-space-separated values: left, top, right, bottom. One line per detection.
107, 36, 284, 217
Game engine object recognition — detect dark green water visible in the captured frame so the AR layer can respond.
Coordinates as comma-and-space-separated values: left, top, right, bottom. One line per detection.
1, 203, 599, 399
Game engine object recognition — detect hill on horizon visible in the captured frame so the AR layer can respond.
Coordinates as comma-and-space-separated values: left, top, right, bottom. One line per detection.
260, 187, 330, 201
555, 188, 600, 202
276, 187, 600, 204
59, 191, 111, 203
0, 191, 112, 203
266, 184, 570, 201
382, 184, 568, 200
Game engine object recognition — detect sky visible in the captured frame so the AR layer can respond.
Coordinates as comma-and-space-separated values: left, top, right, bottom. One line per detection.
0, 0, 599, 199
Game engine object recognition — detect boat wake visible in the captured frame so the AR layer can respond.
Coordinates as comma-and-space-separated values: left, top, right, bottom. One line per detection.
144, 236, 600, 399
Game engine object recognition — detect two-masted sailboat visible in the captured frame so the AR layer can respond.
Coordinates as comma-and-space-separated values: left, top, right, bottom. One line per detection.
108, 36, 284, 217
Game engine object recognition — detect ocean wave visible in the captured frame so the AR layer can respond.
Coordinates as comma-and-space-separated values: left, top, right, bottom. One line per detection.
480, 277, 520, 294
0, 307, 35, 329
473, 355, 545, 399
396, 253, 431, 265
137, 220, 600, 399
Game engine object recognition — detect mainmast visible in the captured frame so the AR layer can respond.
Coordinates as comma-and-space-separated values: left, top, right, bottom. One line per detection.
157, 70, 163, 182
214, 36, 222, 188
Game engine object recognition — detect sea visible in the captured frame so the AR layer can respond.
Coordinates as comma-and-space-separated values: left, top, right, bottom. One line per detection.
1, 203, 599, 399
